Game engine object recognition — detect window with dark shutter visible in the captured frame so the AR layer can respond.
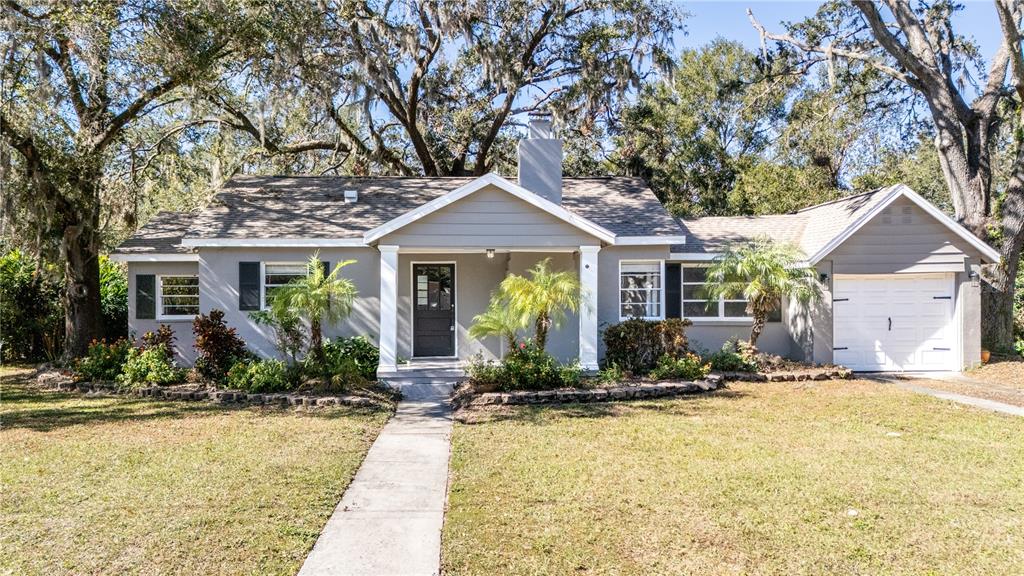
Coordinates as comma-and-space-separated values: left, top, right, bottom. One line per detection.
239, 262, 261, 310
665, 263, 681, 319
136, 274, 156, 319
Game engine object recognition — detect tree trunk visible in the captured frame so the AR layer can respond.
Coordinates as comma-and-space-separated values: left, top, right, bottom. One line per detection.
310, 317, 323, 360
535, 311, 550, 350
749, 313, 766, 348
60, 208, 102, 361
982, 166, 1024, 350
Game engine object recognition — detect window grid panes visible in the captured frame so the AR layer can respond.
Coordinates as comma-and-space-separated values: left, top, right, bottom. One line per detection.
619, 262, 662, 319
263, 263, 307, 308
680, 266, 780, 321
159, 276, 199, 318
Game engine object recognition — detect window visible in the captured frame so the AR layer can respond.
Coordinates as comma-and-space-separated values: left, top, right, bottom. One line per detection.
158, 275, 199, 319
680, 266, 781, 322
263, 262, 307, 308
620, 261, 662, 319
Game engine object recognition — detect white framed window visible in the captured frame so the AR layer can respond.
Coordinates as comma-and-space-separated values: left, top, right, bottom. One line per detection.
157, 275, 199, 320
680, 265, 781, 322
619, 261, 664, 320
262, 262, 307, 309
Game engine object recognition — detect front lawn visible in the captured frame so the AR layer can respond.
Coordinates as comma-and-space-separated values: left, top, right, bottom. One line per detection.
0, 367, 390, 575
444, 379, 1024, 575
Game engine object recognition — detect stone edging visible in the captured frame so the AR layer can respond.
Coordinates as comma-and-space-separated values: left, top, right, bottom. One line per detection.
37, 372, 388, 409
717, 368, 852, 382
454, 374, 725, 410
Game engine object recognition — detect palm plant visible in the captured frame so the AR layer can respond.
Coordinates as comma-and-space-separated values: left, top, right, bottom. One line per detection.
270, 253, 358, 361
705, 238, 821, 347
496, 258, 582, 350
468, 298, 527, 356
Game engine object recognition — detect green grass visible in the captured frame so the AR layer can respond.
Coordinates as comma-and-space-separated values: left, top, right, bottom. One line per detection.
444, 380, 1024, 575
0, 368, 390, 575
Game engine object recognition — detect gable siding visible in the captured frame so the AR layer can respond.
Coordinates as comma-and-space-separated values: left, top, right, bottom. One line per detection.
830, 196, 982, 274
379, 185, 601, 248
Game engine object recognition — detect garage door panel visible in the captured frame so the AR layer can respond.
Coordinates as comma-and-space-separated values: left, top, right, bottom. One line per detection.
833, 275, 955, 372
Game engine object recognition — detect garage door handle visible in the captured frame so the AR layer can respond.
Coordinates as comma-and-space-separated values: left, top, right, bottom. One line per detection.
888, 317, 892, 331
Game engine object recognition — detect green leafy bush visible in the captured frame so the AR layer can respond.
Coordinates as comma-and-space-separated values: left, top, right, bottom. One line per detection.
602, 318, 692, 375
649, 353, 711, 380
467, 341, 579, 391
75, 338, 132, 381
226, 359, 296, 393
597, 363, 626, 385
99, 256, 128, 340
118, 345, 184, 389
250, 308, 305, 364
141, 325, 176, 361
706, 339, 758, 372
325, 336, 379, 379
0, 249, 63, 361
193, 310, 250, 381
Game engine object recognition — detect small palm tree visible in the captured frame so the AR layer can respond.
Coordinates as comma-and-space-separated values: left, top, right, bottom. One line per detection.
468, 298, 527, 356
705, 238, 821, 347
497, 258, 582, 350
270, 253, 358, 361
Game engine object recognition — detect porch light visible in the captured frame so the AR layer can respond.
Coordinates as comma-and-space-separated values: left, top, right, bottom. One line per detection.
486, 249, 495, 259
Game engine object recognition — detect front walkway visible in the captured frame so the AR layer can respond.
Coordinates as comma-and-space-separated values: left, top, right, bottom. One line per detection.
873, 375, 1024, 417
298, 383, 454, 576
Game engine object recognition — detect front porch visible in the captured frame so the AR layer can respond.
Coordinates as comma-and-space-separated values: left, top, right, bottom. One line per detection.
376, 246, 600, 376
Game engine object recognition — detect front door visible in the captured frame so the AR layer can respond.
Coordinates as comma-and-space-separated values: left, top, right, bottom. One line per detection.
413, 263, 456, 357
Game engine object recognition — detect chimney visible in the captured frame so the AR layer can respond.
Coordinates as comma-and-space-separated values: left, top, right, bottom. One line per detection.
518, 111, 563, 204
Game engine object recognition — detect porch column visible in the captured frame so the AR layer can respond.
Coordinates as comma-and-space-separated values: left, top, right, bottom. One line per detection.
378, 245, 399, 374
579, 245, 600, 371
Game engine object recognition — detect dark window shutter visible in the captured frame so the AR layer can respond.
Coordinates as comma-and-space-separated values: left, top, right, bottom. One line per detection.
239, 262, 261, 310
665, 263, 681, 319
136, 274, 156, 319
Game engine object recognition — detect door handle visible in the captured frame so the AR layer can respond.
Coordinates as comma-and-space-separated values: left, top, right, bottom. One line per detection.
888, 317, 892, 331
450, 325, 455, 331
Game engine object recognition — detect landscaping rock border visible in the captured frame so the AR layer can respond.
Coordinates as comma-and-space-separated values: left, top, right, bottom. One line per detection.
36, 370, 390, 409
717, 368, 853, 382
453, 374, 725, 410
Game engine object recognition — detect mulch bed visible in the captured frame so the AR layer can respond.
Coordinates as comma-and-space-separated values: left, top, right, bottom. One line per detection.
34, 368, 395, 410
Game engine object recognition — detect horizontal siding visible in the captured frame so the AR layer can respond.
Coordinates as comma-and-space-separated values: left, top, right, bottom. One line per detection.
831, 196, 980, 275
381, 185, 600, 248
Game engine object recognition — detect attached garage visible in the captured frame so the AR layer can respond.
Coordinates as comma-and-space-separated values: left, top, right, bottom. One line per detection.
832, 274, 957, 372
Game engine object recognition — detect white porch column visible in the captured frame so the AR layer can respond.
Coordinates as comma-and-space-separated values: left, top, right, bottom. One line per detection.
579, 245, 600, 371
378, 245, 399, 374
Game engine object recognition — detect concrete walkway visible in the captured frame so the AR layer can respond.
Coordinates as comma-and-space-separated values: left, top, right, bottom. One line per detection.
298, 383, 454, 576
875, 376, 1024, 417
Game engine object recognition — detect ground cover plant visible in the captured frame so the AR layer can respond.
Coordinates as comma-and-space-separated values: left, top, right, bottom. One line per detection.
444, 379, 1024, 575
0, 367, 390, 575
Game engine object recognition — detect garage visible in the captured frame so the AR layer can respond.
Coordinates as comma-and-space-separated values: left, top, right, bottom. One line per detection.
832, 274, 957, 372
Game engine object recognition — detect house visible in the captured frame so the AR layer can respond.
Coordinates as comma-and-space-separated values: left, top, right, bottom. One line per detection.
110, 115, 1001, 374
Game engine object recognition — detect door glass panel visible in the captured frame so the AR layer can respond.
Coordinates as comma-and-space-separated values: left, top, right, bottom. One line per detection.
414, 266, 452, 311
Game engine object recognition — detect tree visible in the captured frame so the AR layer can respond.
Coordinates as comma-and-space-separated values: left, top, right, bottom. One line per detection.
269, 254, 357, 361
496, 259, 582, 350
749, 0, 1024, 349
0, 0, 258, 359
705, 239, 822, 347
612, 39, 790, 216
218, 0, 680, 177
468, 301, 526, 357
728, 160, 837, 215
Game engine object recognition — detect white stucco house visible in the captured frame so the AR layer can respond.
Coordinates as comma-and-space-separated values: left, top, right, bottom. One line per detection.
111, 116, 1001, 374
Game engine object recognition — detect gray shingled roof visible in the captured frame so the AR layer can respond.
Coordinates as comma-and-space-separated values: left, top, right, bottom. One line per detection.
672, 187, 896, 257
114, 174, 683, 253
114, 211, 197, 254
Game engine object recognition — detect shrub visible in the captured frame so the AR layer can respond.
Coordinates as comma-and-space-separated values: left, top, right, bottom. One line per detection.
706, 339, 758, 372
327, 336, 379, 379
141, 325, 176, 361
118, 345, 184, 389
99, 256, 128, 340
226, 359, 296, 393
467, 341, 578, 391
649, 353, 711, 380
250, 308, 305, 365
0, 249, 63, 361
193, 310, 249, 381
75, 338, 132, 381
597, 363, 626, 385
602, 318, 693, 375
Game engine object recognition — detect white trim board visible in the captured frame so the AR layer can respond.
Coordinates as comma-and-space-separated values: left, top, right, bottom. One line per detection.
180, 238, 368, 248
808, 184, 1001, 265
109, 253, 200, 262
362, 173, 618, 244
616, 235, 687, 245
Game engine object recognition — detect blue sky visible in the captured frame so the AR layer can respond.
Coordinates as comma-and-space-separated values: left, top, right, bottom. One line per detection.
677, 1, 1003, 61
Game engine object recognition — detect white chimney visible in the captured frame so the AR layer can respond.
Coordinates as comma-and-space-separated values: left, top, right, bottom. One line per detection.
343, 189, 358, 203
518, 112, 563, 204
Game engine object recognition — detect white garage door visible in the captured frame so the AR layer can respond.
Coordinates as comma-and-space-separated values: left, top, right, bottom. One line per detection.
833, 274, 957, 372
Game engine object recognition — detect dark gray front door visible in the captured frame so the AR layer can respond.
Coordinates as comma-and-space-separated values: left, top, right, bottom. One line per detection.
413, 264, 455, 357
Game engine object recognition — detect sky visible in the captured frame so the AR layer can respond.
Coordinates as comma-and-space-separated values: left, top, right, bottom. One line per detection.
676, 1, 1003, 61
